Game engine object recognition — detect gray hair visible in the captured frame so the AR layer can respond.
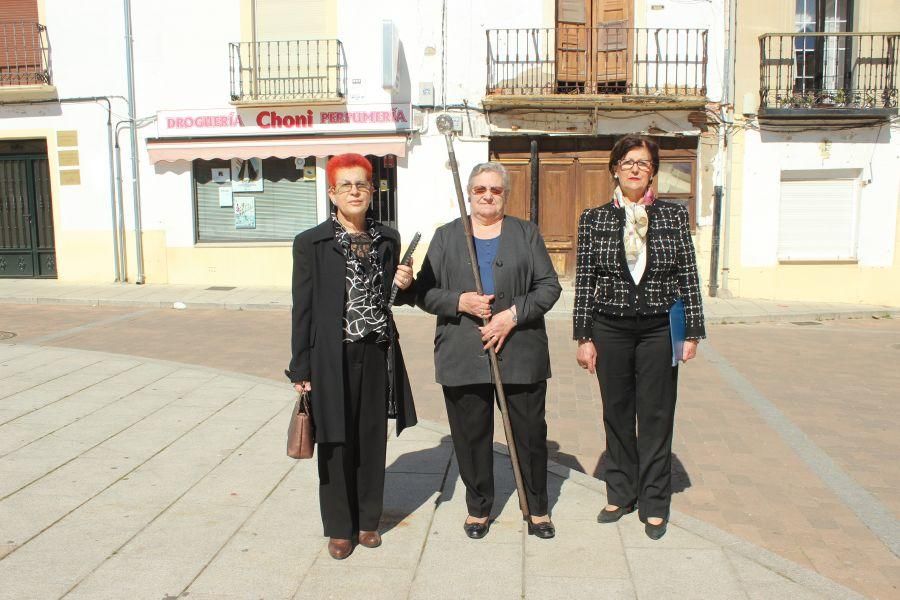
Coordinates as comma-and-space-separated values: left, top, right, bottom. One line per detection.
466, 162, 510, 196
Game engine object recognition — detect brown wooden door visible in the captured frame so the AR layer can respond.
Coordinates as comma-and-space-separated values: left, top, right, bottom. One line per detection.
500, 159, 531, 221
556, 0, 631, 92
538, 159, 577, 277
497, 155, 614, 279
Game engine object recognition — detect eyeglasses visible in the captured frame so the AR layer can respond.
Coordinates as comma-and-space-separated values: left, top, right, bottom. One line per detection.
470, 185, 505, 196
617, 159, 654, 172
333, 181, 373, 194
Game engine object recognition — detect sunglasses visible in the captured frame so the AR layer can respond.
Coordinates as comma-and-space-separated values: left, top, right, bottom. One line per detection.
470, 185, 505, 196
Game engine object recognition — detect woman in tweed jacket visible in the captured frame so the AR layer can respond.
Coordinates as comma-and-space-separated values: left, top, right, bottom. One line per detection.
573, 135, 706, 540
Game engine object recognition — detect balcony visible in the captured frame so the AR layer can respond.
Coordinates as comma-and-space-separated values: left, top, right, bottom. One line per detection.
0, 21, 55, 101
229, 39, 346, 105
484, 27, 708, 110
759, 32, 899, 121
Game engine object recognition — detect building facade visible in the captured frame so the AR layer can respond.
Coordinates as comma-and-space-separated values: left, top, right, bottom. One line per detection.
722, 0, 900, 304
1, 0, 897, 307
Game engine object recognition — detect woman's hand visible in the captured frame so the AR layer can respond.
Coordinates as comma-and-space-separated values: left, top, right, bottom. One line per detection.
394, 261, 414, 290
293, 380, 311, 393
479, 308, 516, 353
458, 291, 494, 320
576, 339, 597, 374
681, 340, 699, 362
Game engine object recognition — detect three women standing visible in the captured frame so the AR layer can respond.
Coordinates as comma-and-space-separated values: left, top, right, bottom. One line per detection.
286, 153, 417, 560
574, 136, 706, 539
416, 162, 562, 539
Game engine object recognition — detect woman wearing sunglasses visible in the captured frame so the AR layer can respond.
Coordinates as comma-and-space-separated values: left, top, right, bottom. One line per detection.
285, 153, 418, 560
573, 136, 706, 540
416, 162, 561, 540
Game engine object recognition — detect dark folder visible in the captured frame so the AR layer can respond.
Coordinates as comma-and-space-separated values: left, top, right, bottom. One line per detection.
669, 298, 686, 367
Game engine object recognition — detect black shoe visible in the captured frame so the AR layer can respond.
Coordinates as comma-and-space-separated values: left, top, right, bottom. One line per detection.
527, 518, 555, 539
644, 519, 667, 540
596, 504, 636, 524
464, 518, 490, 539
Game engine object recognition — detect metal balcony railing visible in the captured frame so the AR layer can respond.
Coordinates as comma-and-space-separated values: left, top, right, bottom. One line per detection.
759, 32, 899, 111
229, 39, 346, 102
0, 21, 51, 86
486, 27, 707, 97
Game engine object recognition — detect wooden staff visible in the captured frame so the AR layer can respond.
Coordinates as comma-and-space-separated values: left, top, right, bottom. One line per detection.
435, 114, 530, 520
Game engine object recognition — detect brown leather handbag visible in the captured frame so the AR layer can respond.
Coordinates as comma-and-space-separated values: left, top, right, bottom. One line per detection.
286, 390, 315, 459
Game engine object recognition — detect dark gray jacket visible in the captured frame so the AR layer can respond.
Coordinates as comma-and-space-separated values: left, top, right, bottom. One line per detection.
416, 216, 562, 386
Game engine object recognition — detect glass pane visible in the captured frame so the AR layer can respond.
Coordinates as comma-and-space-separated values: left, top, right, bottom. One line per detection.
657, 162, 692, 195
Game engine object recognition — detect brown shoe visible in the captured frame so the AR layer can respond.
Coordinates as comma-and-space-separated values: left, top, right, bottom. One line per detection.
327, 537, 353, 560
358, 530, 382, 548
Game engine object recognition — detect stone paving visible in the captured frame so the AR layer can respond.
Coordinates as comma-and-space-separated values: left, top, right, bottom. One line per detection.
0, 342, 868, 600
0, 283, 898, 598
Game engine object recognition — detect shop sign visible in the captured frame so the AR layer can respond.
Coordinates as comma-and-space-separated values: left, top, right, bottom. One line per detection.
157, 103, 412, 138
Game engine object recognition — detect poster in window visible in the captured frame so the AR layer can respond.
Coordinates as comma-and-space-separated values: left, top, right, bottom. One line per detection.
218, 186, 233, 207
234, 196, 256, 229
211, 167, 230, 183
231, 158, 263, 192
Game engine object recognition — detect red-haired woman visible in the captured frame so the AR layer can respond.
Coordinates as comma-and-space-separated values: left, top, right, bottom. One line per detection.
286, 153, 418, 559
573, 136, 705, 540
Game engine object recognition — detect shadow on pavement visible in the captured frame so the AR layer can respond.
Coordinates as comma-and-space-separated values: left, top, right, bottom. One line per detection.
381, 435, 452, 535
549, 443, 693, 495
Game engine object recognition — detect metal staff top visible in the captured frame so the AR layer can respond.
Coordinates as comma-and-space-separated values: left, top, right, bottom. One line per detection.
387, 231, 421, 310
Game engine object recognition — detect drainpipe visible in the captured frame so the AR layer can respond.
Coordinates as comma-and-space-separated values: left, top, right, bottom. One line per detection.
124, 0, 145, 284
717, 0, 738, 297
114, 122, 129, 282
101, 100, 122, 282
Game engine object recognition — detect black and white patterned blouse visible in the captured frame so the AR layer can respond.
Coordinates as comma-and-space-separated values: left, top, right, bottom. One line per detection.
332, 216, 389, 343
573, 200, 706, 340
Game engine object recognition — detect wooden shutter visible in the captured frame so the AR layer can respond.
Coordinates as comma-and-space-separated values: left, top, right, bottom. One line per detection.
777, 178, 859, 261
0, 0, 38, 22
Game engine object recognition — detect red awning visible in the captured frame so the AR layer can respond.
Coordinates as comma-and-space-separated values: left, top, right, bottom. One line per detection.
146, 135, 407, 163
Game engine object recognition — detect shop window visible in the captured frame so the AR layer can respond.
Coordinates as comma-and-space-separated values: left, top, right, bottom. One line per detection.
193, 157, 318, 243
654, 159, 696, 229
778, 171, 860, 261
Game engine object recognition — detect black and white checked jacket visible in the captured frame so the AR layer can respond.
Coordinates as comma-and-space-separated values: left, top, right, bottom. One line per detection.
573, 200, 706, 340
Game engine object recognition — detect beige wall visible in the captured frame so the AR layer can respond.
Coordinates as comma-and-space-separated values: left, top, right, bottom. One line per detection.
242, 0, 337, 42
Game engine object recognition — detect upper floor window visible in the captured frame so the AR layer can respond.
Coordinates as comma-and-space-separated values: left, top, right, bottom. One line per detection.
794, 0, 853, 95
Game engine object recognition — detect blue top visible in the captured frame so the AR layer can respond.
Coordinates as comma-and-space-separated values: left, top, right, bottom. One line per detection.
473, 235, 500, 297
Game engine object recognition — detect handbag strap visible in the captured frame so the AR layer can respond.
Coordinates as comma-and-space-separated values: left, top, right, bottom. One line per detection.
297, 390, 312, 415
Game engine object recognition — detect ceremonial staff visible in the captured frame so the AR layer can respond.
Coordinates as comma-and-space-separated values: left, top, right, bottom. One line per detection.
435, 114, 530, 520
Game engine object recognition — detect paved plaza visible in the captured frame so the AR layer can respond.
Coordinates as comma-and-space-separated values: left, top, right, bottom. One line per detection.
0, 281, 897, 599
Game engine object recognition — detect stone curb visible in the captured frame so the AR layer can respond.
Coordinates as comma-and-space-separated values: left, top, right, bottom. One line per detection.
1, 294, 898, 327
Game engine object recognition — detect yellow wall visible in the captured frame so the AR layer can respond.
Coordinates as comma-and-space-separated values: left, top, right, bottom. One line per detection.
165, 245, 293, 287
720, 1, 900, 306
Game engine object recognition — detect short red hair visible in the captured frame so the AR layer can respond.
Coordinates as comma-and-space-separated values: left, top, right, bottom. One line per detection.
326, 153, 372, 186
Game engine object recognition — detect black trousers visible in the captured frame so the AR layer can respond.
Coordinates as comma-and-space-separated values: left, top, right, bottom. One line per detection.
442, 382, 549, 518
592, 313, 678, 522
317, 337, 388, 538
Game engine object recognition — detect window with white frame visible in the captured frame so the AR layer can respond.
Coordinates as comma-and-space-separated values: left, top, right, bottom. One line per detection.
777, 169, 861, 261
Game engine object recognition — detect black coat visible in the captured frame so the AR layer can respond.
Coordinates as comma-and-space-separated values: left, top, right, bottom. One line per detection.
285, 219, 417, 443
416, 216, 562, 386
573, 200, 706, 340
